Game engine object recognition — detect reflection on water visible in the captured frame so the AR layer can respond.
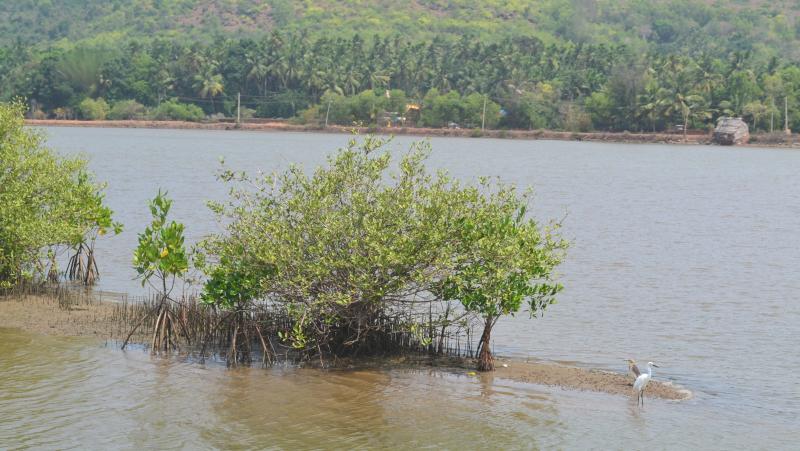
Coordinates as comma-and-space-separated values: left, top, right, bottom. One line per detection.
4, 127, 797, 449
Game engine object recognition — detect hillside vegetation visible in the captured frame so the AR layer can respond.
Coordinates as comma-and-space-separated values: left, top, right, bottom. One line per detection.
4, 0, 800, 55
4, 0, 800, 133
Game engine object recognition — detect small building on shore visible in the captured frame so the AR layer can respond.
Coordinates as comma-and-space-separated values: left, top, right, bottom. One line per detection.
713, 117, 749, 145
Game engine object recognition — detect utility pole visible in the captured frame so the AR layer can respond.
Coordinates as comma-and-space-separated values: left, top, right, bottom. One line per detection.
236, 92, 241, 125
771, 102, 774, 133
785, 97, 790, 134
325, 101, 331, 128
481, 95, 487, 131
769, 110, 775, 133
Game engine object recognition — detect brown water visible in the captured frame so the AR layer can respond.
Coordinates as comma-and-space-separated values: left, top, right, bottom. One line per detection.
2, 127, 799, 449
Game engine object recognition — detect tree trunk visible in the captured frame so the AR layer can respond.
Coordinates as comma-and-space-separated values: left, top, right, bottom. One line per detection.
477, 316, 495, 371
683, 112, 689, 142
84, 249, 96, 285
437, 303, 451, 354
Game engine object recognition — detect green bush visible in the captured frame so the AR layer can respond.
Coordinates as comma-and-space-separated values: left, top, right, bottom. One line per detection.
127, 191, 189, 351
312, 89, 410, 126
296, 105, 321, 125
151, 100, 205, 122
562, 103, 593, 132
419, 90, 500, 128
77, 97, 110, 120
240, 107, 255, 120
254, 90, 310, 118
0, 101, 120, 287
201, 137, 567, 369
108, 99, 146, 120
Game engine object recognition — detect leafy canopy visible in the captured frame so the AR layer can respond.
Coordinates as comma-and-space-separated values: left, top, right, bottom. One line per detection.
440, 182, 566, 320
201, 136, 566, 356
0, 101, 119, 287
132, 190, 189, 290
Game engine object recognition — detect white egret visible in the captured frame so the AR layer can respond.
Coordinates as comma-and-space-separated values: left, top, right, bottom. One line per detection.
633, 361, 659, 406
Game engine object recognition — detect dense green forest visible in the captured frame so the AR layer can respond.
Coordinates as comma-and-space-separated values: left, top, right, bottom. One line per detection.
4, 0, 800, 132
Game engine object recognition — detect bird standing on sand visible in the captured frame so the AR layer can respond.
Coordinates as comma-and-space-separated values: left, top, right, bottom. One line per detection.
633, 361, 659, 406
626, 359, 641, 381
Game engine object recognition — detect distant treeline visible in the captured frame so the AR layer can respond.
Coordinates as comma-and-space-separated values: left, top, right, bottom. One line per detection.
4, 33, 800, 132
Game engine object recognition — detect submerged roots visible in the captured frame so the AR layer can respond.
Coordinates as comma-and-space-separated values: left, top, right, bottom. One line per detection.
215, 308, 276, 367
65, 243, 100, 286
3, 284, 483, 368
118, 298, 482, 368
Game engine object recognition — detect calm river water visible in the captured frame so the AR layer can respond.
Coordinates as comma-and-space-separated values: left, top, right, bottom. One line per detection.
2, 127, 798, 449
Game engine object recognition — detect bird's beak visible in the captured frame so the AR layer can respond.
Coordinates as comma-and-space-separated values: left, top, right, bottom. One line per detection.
653, 364, 660, 368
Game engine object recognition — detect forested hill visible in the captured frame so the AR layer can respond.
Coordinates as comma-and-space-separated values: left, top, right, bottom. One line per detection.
3, 0, 800, 57
6, 0, 800, 134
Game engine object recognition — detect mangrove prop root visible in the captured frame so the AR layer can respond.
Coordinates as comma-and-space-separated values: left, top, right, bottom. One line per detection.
108, 292, 484, 367
83, 248, 99, 286
254, 323, 273, 366
121, 308, 150, 350
151, 307, 164, 351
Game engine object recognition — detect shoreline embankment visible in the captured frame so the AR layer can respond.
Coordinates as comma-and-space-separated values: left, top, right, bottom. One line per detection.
25, 118, 718, 145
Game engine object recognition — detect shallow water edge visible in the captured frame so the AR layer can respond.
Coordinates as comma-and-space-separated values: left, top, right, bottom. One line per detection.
0, 293, 688, 400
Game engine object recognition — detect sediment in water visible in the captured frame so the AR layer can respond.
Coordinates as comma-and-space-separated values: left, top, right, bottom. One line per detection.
0, 292, 690, 400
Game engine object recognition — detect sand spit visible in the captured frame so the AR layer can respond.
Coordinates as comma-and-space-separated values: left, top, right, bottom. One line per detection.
493, 358, 690, 400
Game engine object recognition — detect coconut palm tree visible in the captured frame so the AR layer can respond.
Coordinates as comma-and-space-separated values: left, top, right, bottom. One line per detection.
193, 64, 224, 113
637, 80, 661, 132
246, 52, 270, 96
658, 88, 709, 141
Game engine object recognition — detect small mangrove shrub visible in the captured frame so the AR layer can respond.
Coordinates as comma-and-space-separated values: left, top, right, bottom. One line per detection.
202, 137, 460, 358
201, 136, 567, 370
0, 101, 120, 288
438, 182, 566, 370
125, 191, 190, 351
64, 182, 122, 286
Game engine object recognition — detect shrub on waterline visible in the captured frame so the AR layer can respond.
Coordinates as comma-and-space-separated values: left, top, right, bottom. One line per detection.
438, 181, 565, 370
0, 101, 120, 288
200, 136, 566, 370
126, 191, 190, 351
77, 97, 110, 120
151, 100, 204, 122
108, 99, 146, 120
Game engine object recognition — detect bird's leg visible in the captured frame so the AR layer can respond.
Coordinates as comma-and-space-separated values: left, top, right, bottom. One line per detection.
642, 389, 645, 406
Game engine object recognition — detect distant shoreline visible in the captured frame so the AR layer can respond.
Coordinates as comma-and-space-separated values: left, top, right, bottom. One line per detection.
26, 118, 800, 148
26, 118, 720, 145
